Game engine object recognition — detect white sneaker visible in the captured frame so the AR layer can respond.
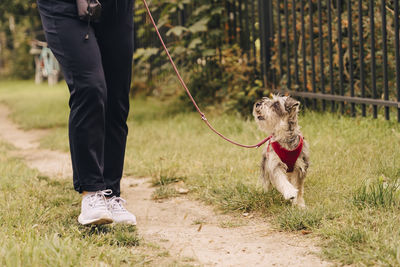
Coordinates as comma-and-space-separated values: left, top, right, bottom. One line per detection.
107, 196, 137, 225
78, 190, 113, 225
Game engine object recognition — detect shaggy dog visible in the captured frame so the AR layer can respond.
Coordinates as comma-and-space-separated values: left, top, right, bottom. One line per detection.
253, 95, 309, 208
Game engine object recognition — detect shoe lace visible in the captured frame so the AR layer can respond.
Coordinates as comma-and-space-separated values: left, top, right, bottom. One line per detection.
87, 189, 112, 208
108, 196, 128, 213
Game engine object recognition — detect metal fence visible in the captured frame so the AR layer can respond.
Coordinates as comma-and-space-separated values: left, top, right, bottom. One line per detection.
134, 0, 400, 121
259, 0, 400, 122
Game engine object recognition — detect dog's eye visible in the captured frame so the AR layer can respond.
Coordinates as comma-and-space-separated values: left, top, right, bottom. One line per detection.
255, 102, 262, 108
271, 101, 284, 115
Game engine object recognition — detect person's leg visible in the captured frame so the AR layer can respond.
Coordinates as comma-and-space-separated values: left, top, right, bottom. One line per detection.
95, 0, 134, 197
37, 0, 107, 193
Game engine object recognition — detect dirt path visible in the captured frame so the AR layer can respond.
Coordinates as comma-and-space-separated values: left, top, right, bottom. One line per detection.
123, 178, 331, 266
0, 104, 331, 267
0, 105, 72, 178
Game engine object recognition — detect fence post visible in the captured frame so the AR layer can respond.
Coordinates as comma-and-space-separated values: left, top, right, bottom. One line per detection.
258, 0, 273, 88
133, 0, 138, 52
395, 0, 400, 122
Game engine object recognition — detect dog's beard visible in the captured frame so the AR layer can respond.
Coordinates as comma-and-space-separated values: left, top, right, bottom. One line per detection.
255, 107, 281, 134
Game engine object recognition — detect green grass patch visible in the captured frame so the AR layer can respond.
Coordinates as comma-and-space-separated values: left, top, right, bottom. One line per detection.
151, 175, 186, 186
205, 181, 286, 213
0, 80, 69, 129
150, 165, 187, 187
2, 80, 400, 265
354, 176, 400, 209
152, 185, 179, 200
277, 206, 329, 231
0, 141, 145, 266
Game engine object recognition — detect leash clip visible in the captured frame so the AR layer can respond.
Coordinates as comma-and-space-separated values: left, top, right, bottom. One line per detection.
200, 113, 207, 121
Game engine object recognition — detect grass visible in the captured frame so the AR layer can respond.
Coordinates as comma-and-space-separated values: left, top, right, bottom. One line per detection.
152, 185, 179, 200
0, 82, 193, 266
1, 80, 400, 265
0, 140, 145, 266
353, 175, 400, 209
0, 80, 69, 130
150, 167, 187, 187
277, 206, 327, 231
219, 220, 245, 228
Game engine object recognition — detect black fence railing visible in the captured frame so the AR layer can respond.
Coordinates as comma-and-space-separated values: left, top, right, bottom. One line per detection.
260, 0, 400, 122
134, 0, 400, 122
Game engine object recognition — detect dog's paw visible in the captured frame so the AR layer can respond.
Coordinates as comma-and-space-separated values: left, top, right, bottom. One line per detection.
292, 198, 306, 209
283, 187, 298, 200
297, 202, 306, 209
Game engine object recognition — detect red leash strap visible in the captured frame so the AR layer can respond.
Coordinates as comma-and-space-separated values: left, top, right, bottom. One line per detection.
142, 0, 271, 148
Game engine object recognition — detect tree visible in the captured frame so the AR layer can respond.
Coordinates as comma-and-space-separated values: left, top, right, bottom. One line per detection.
0, 0, 42, 78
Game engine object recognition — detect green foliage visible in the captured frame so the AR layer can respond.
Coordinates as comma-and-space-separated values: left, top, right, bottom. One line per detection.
0, 0, 41, 78
11, 41, 35, 79
2, 0, 400, 106
187, 45, 264, 115
133, 0, 400, 115
133, 0, 264, 114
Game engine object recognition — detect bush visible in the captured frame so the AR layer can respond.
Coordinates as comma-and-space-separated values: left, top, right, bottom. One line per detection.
187, 46, 264, 115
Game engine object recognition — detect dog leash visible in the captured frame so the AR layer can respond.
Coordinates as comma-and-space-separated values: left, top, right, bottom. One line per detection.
142, 0, 271, 148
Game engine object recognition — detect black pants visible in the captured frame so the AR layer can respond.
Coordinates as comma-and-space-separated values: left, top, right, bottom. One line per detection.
37, 0, 134, 196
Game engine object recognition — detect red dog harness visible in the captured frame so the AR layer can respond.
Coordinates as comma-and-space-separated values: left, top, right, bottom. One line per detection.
267, 136, 304, 172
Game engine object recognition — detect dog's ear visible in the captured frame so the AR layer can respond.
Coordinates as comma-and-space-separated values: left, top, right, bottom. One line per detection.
284, 97, 300, 113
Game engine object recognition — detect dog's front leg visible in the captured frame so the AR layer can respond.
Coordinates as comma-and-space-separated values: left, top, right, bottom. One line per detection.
288, 172, 306, 208
268, 159, 298, 200
260, 154, 271, 192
